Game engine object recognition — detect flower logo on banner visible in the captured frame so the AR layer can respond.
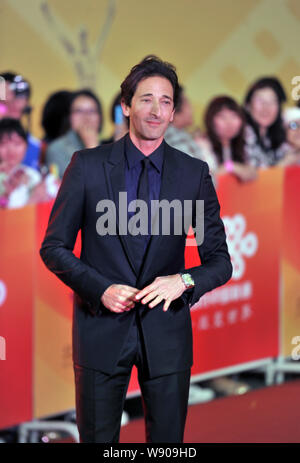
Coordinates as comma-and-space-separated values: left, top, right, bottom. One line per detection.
0, 280, 7, 306
222, 214, 258, 280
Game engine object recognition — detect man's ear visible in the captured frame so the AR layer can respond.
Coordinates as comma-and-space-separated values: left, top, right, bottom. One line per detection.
121, 99, 130, 118
169, 107, 175, 123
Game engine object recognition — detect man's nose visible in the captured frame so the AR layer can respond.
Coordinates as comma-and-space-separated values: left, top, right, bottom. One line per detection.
150, 100, 161, 117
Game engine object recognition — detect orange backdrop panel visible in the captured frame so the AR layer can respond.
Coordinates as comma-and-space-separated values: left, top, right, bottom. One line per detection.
188, 168, 283, 374
34, 201, 79, 418
0, 207, 35, 428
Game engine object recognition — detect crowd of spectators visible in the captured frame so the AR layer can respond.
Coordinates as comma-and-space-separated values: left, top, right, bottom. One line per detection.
0, 71, 299, 209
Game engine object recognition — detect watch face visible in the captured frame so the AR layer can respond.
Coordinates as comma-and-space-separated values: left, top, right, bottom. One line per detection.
181, 273, 194, 287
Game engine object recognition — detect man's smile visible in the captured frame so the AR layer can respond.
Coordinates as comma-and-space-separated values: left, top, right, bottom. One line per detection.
146, 120, 162, 126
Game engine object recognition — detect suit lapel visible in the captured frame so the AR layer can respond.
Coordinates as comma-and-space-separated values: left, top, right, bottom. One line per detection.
103, 136, 139, 277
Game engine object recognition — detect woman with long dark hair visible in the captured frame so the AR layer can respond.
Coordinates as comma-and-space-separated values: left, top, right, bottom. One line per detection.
45, 89, 103, 179
243, 76, 289, 167
195, 96, 256, 182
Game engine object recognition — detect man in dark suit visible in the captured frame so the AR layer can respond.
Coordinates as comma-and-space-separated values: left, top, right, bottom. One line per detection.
40, 56, 232, 443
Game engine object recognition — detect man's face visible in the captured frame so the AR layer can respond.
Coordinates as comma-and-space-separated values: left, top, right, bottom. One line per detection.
122, 76, 175, 142
0, 132, 27, 170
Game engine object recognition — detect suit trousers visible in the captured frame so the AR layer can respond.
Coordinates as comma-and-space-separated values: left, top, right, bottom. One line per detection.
73, 308, 191, 443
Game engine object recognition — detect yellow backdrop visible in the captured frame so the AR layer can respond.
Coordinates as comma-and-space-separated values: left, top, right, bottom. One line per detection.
1, 0, 300, 139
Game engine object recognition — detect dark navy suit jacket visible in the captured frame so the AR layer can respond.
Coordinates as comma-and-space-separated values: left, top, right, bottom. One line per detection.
40, 135, 232, 378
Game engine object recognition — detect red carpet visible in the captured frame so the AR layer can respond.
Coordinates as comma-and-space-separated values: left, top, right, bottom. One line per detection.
120, 380, 300, 443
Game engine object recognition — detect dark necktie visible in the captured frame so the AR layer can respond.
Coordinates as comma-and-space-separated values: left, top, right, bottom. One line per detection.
133, 157, 151, 273
137, 157, 150, 204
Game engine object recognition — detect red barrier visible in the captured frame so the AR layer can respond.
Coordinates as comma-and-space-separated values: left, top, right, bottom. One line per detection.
281, 167, 300, 356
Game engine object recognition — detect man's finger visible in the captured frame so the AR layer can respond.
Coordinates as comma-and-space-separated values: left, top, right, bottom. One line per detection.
109, 300, 134, 313
163, 298, 172, 312
135, 283, 156, 300
148, 295, 164, 308
109, 306, 124, 313
140, 291, 159, 305
120, 286, 140, 297
118, 297, 134, 306
123, 301, 135, 311
114, 301, 129, 310
122, 301, 135, 310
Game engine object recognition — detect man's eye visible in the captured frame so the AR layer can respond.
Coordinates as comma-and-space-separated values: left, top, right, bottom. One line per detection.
142, 99, 151, 102
162, 100, 171, 105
